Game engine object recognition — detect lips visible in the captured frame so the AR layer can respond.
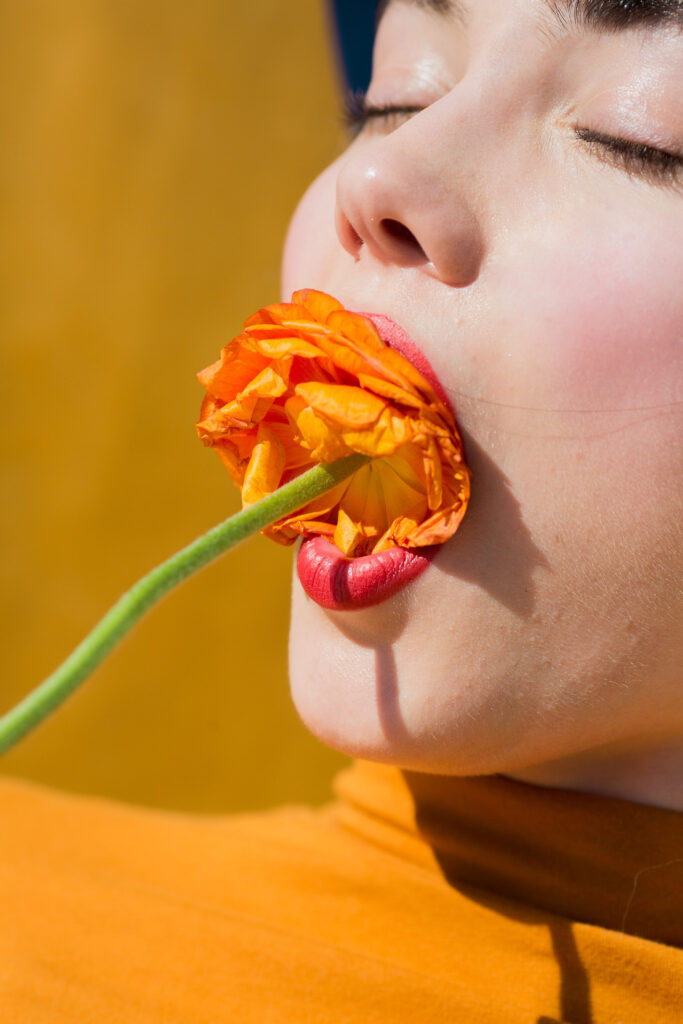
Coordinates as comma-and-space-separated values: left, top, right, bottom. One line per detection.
296, 310, 446, 612
297, 535, 434, 610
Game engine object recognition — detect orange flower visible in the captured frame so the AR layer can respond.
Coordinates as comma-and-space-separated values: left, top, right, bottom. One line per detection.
196, 289, 470, 557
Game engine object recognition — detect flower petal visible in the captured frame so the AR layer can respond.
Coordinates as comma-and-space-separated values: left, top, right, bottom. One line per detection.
241, 424, 286, 506
291, 288, 344, 324
197, 290, 471, 555
197, 342, 269, 402
294, 382, 386, 429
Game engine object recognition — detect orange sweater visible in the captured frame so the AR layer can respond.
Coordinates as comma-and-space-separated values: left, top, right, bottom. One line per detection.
1, 759, 681, 1022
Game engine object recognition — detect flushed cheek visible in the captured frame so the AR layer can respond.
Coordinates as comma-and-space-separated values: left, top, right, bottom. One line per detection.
485, 213, 682, 590
510, 217, 682, 414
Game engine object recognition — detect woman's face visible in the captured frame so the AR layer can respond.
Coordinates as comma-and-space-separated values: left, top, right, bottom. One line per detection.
281, 0, 683, 796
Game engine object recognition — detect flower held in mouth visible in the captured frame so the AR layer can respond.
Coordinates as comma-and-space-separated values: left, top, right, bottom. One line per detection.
196, 289, 470, 557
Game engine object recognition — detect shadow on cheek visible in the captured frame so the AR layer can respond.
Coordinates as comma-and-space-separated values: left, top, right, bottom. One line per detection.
434, 434, 548, 619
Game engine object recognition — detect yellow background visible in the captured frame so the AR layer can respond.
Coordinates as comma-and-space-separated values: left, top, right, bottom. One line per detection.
0, 0, 351, 811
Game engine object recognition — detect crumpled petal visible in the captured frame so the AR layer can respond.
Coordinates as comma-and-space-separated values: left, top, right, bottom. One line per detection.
241, 424, 286, 506
196, 289, 470, 557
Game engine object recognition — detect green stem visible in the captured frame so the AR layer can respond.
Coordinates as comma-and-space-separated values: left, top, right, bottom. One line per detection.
0, 453, 369, 757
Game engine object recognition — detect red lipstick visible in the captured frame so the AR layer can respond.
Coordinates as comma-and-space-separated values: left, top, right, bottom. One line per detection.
297, 536, 434, 611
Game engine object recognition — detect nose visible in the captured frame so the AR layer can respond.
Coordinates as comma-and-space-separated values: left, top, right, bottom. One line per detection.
334, 119, 485, 288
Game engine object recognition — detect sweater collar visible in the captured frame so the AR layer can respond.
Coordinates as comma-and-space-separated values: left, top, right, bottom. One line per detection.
332, 759, 683, 948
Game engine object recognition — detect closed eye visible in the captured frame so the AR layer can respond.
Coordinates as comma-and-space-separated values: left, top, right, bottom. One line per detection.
341, 90, 422, 135
340, 90, 683, 189
574, 128, 683, 187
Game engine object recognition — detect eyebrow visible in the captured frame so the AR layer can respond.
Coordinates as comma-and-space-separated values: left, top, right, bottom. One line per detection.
375, 0, 683, 32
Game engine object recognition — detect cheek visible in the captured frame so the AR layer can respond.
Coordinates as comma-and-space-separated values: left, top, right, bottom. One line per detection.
512, 214, 683, 412
454, 204, 683, 629
280, 160, 342, 301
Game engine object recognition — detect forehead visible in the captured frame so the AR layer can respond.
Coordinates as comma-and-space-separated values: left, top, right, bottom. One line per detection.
370, 0, 683, 93
376, 0, 683, 33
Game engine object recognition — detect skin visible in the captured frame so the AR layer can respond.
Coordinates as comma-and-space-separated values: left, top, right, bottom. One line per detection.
280, 0, 683, 810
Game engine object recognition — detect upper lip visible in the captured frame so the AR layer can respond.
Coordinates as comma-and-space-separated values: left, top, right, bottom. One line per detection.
351, 307, 452, 413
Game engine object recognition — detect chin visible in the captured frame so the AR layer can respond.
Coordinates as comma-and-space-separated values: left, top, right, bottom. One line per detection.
287, 574, 542, 777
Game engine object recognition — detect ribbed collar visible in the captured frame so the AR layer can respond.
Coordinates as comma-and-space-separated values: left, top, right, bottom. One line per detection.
332, 760, 683, 948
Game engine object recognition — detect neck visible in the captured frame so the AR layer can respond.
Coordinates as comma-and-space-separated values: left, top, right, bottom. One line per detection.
505, 735, 683, 812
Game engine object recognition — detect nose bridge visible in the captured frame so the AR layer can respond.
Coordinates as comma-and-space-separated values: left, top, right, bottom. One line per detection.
335, 87, 488, 288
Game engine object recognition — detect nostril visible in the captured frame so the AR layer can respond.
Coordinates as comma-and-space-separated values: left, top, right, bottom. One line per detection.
380, 218, 426, 257
335, 203, 365, 257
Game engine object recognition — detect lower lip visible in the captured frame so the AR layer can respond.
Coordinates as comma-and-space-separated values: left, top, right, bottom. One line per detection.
297, 536, 435, 611
295, 308, 441, 612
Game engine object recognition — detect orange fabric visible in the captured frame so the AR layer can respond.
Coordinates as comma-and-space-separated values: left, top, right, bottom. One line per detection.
1, 759, 681, 1023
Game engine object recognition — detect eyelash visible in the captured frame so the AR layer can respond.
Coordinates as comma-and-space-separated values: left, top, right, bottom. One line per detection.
341, 90, 683, 187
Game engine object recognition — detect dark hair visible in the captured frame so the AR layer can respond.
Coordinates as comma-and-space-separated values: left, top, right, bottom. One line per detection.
328, 0, 382, 92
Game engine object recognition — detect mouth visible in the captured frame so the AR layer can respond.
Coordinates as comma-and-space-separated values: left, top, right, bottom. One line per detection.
296, 309, 446, 612
297, 536, 435, 611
